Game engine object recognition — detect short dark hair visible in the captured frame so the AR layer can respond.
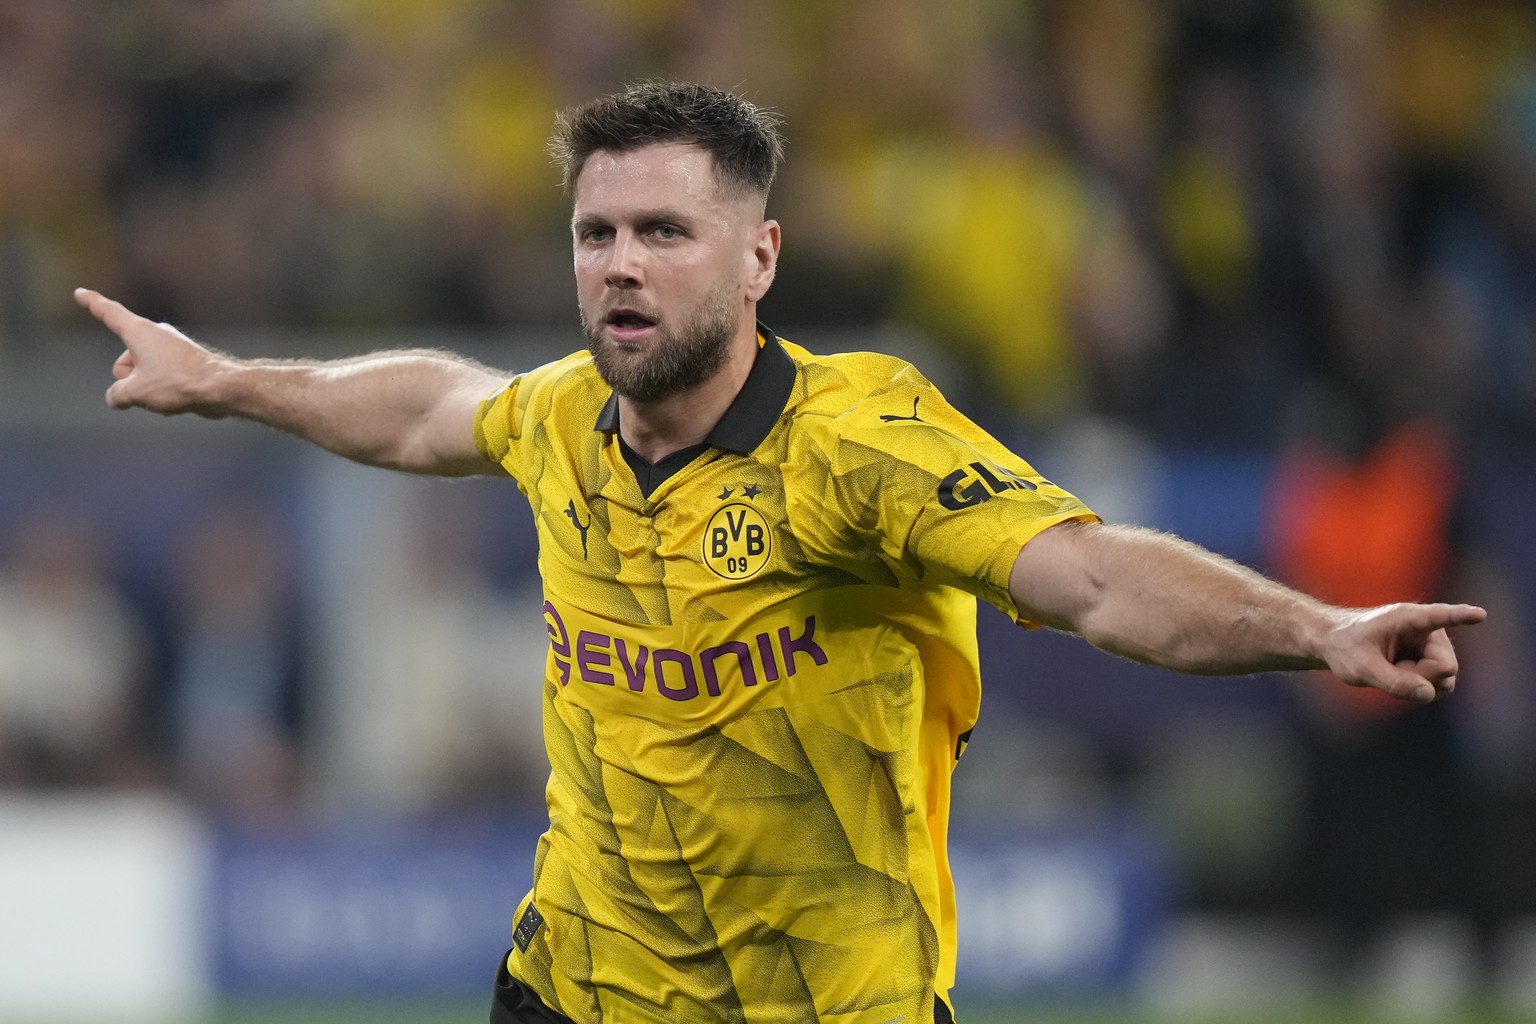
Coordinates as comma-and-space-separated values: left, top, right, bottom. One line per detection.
549, 81, 784, 201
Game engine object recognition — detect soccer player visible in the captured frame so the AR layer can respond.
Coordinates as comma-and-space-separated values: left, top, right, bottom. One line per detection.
76, 82, 1485, 1024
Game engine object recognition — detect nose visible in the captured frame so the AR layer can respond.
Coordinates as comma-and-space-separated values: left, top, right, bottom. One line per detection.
604, 231, 644, 289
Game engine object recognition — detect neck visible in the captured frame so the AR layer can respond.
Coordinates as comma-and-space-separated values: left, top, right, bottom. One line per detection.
619, 320, 760, 464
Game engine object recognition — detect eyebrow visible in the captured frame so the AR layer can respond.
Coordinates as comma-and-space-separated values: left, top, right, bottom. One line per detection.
571, 208, 694, 231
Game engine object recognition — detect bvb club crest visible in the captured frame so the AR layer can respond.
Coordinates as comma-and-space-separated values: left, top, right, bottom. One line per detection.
703, 502, 771, 580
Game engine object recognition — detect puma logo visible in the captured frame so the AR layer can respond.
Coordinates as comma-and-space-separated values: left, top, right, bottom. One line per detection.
564, 499, 591, 560
880, 396, 923, 423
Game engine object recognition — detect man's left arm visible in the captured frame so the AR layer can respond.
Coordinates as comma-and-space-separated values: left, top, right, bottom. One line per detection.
1008, 519, 1488, 703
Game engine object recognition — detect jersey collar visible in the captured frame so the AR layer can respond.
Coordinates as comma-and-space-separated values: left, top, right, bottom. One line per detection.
593, 321, 795, 455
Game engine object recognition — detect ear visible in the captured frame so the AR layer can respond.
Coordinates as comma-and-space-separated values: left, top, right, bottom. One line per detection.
744, 219, 780, 303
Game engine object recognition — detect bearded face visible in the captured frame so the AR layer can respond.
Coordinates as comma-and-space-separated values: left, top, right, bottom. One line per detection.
570, 143, 777, 408
581, 276, 738, 405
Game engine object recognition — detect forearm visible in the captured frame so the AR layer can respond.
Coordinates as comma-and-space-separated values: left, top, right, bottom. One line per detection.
77, 289, 508, 475
203, 349, 504, 475
1014, 522, 1338, 675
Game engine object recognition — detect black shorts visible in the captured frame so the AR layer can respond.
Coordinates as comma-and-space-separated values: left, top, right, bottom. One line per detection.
487, 949, 955, 1023
489, 951, 577, 1024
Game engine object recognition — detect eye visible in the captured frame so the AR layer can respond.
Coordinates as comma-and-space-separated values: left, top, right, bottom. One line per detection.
652, 224, 683, 240
579, 225, 612, 244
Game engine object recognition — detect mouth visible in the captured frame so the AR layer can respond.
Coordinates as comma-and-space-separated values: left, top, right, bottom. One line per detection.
604, 307, 658, 342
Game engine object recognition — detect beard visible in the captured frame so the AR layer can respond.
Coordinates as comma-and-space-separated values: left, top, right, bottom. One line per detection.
582, 280, 739, 405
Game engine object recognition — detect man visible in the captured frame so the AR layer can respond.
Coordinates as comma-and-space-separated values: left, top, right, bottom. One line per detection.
77, 82, 1484, 1024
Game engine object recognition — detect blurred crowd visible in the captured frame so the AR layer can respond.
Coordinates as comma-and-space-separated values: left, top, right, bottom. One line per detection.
4, 0, 1536, 441
3, 0, 1536, 1000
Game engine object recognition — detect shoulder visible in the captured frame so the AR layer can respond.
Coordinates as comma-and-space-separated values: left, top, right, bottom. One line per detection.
779, 339, 1000, 462
480, 350, 607, 424
474, 350, 606, 462
780, 340, 942, 436
493, 349, 600, 402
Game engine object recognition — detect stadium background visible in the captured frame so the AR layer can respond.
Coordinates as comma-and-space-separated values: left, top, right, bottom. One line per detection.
2, 0, 1535, 1021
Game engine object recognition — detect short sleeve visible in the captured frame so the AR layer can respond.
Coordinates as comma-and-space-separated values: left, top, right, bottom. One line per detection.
813, 366, 1097, 623
472, 376, 522, 471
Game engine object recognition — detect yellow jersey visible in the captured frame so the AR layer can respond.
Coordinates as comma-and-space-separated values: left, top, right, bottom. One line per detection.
473, 329, 1095, 1023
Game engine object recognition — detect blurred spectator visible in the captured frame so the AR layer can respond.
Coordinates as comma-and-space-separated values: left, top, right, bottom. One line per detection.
874, 10, 1096, 426
167, 497, 306, 815
1047, 0, 1167, 187
1262, 376, 1481, 992
0, 0, 125, 336
0, 505, 155, 788
383, 491, 547, 811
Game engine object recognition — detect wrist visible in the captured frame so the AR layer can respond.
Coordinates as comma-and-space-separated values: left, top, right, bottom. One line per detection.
1295, 600, 1346, 671
190, 353, 249, 417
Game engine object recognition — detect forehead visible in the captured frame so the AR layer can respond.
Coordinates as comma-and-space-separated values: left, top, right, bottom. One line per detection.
572, 142, 724, 216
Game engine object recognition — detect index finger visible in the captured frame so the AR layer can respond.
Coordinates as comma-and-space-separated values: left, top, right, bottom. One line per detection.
73, 287, 144, 339
1399, 603, 1488, 630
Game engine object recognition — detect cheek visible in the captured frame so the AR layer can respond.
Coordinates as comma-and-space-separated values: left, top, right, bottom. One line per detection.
572, 256, 607, 298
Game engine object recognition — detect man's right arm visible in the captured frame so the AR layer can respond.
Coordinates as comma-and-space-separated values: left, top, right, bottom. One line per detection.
75, 288, 507, 477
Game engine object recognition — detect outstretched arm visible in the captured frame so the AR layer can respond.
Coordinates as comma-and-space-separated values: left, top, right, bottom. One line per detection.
76, 288, 507, 476
1009, 519, 1487, 703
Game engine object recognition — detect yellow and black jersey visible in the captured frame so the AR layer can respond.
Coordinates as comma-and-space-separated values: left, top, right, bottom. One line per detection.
473, 328, 1096, 1024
